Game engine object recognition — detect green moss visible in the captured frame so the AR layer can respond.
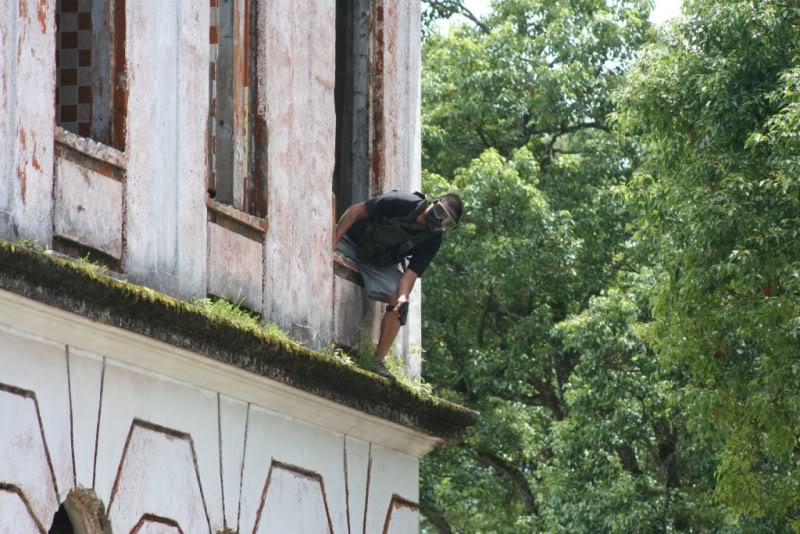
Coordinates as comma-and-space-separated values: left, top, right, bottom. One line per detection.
348, 325, 434, 395
0, 239, 478, 441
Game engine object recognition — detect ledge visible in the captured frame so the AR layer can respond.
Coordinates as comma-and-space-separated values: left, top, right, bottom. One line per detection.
333, 253, 364, 286
55, 126, 127, 170
206, 197, 268, 243
0, 240, 478, 445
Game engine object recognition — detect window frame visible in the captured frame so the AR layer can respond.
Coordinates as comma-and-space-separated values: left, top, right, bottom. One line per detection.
208, 0, 266, 219
54, 0, 128, 152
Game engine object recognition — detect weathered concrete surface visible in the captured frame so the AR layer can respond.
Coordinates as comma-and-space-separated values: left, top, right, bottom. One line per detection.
0, 289, 446, 534
386, 503, 421, 534
365, 444, 420, 534
95, 359, 222, 530
344, 436, 371, 534
0, 389, 60, 528
253, 466, 332, 533
0, 0, 55, 243
219, 394, 248, 530
66, 348, 104, 490
54, 154, 124, 258
239, 404, 349, 532
106, 423, 211, 533
0, 488, 44, 533
333, 276, 368, 349
1, 0, 426, 376
260, 0, 337, 349
0, 328, 72, 518
377, 0, 424, 376
123, 0, 208, 300
207, 222, 264, 311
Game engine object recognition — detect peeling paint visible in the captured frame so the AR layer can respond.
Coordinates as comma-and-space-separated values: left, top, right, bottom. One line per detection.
17, 129, 27, 203
36, 0, 47, 33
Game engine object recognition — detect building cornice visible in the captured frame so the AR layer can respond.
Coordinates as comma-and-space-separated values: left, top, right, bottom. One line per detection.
0, 241, 478, 457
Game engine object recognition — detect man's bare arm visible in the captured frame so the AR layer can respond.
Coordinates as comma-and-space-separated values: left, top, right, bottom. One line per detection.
333, 202, 368, 251
394, 269, 418, 309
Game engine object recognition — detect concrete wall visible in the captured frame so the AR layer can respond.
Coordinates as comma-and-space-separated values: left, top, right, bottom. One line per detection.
0, 0, 424, 361
0, 0, 56, 243
260, 0, 337, 347
0, 289, 423, 533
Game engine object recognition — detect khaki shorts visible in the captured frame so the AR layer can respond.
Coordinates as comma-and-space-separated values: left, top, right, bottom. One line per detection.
336, 235, 402, 303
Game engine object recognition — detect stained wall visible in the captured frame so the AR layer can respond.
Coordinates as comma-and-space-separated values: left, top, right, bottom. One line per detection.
0, 0, 424, 361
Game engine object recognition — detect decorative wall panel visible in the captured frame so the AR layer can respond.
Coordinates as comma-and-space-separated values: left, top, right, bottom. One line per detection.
0, 302, 422, 533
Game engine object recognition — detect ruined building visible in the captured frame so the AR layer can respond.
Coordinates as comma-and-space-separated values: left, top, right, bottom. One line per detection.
0, 0, 477, 532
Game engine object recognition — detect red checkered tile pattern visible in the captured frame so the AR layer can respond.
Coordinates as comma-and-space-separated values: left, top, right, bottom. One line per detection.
56, 0, 93, 138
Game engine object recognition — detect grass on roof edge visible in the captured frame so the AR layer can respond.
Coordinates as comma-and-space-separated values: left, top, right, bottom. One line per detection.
0, 239, 479, 438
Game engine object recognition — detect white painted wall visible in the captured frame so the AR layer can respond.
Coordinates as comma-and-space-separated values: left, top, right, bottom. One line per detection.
0, 292, 423, 533
123, 0, 209, 299
0, 0, 56, 243
0, 0, 424, 360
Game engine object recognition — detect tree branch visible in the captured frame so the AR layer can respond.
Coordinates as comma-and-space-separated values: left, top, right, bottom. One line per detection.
421, 495, 454, 534
476, 448, 539, 516
519, 382, 566, 421
616, 444, 642, 475
426, 0, 491, 33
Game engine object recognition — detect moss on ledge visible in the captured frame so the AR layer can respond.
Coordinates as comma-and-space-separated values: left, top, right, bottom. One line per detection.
0, 240, 478, 442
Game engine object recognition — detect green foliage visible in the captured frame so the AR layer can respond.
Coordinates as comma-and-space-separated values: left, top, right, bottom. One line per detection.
12, 237, 48, 254
74, 253, 109, 276
420, 0, 800, 531
192, 296, 296, 345
348, 325, 435, 394
615, 0, 800, 525
419, 0, 659, 530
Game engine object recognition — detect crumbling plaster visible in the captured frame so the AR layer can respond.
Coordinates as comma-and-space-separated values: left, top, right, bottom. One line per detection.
0, 0, 426, 358
260, 0, 338, 348
0, 0, 56, 243
122, 0, 209, 300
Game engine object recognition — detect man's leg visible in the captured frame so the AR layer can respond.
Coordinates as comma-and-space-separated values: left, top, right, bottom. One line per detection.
375, 295, 401, 362
373, 295, 400, 381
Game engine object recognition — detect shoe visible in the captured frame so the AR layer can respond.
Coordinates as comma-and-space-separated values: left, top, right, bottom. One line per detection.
374, 360, 397, 382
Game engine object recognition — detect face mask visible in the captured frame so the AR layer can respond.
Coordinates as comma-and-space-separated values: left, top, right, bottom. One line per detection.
426, 201, 458, 231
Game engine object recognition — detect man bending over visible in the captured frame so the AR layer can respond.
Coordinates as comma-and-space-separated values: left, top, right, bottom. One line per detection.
333, 190, 463, 381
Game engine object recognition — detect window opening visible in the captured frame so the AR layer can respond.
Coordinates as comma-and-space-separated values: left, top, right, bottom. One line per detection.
333, 0, 371, 219
209, 0, 265, 217
55, 0, 127, 150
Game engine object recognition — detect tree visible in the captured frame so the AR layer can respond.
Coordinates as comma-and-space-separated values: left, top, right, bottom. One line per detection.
615, 0, 800, 527
418, 1, 664, 531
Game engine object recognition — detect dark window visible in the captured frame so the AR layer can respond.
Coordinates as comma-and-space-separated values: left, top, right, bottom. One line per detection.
55, 0, 127, 150
333, 0, 371, 219
208, 0, 265, 217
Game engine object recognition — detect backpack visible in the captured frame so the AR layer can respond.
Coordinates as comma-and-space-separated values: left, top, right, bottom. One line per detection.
353, 192, 441, 267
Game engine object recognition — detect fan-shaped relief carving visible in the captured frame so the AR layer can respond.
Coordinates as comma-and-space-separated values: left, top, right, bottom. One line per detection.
0, 483, 46, 533
252, 460, 334, 534
381, 494, 419, 534
106, 419, 211, 534
0, 383, 60, 528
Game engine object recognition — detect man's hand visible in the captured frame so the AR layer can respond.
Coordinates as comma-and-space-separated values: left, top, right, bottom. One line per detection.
393, 296, 410, 326
386, 297, 409, 325
398, 301, 410, 326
